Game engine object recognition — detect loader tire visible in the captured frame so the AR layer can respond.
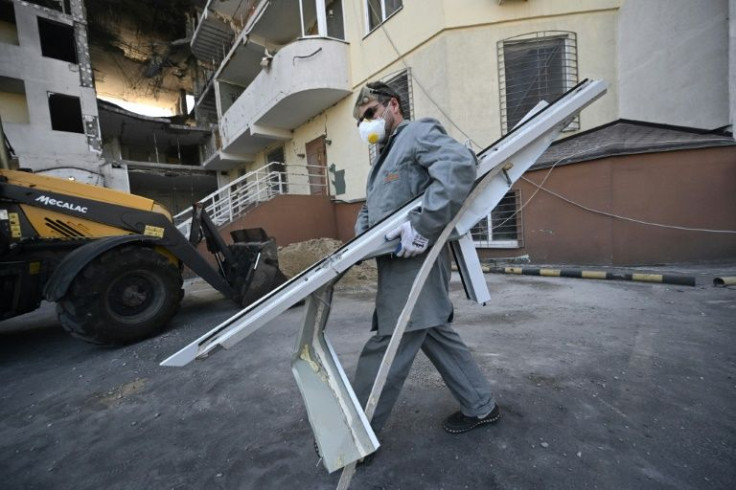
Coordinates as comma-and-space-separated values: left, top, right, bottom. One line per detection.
57, 246, 184, 345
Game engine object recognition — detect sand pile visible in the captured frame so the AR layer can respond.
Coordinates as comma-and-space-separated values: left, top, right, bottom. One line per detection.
278, 238, 377, 290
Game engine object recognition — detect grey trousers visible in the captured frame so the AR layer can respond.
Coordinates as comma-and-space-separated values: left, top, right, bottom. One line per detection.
352, 324, 495, 434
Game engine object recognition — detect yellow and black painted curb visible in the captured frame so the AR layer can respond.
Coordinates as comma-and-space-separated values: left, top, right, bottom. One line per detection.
486, 266, 697, 287
713, 276, 736, 287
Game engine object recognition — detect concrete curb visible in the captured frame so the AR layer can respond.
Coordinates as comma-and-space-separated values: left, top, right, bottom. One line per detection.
713, 276, 736, 287
485, 266, 697, 287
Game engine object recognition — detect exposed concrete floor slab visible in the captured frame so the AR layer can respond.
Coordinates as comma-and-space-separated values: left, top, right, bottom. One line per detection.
1, 266, 735, 489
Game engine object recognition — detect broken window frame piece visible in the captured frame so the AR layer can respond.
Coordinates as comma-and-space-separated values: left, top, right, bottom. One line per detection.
37, 16, 77, 64
48, 92, 84, 133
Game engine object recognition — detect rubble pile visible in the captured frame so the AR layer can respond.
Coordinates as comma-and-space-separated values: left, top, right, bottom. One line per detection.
278, 238, 377, 290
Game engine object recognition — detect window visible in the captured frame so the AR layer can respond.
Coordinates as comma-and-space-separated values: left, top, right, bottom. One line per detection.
368, 68, 413, 161
366, 0, 402, 32
48, 93, 83, 133
38, 17, 77, 63
471, 190, 522, 248
0, 1, 18, 45
0, 76, 28, 124
299, 0, 345, 40
498, 32, 578, 134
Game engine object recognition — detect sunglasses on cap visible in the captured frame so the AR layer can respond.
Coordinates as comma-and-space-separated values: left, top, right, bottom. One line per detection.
356, 89, 397, 125
356, 104, 384, 126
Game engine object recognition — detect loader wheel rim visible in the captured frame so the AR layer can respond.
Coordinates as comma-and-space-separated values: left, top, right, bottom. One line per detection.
105, 270, 166, 324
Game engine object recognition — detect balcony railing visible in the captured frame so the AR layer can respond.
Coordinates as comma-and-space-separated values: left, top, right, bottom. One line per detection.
174, 161, 329, 236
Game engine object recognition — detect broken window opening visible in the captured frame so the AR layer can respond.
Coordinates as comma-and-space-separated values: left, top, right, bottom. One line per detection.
48, 93, 84, 133
0, 0, 18, 45
38, 17, 77, 63
0, 76, 29, 124
23, 1, 70, 14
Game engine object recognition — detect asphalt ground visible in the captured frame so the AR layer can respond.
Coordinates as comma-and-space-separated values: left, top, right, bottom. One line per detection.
1, 264, 735, 489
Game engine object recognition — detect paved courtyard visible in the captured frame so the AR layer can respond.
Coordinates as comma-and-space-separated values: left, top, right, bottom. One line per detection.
1, 264, 735, 489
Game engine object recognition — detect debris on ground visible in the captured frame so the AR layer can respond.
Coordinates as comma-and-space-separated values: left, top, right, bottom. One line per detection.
278, 238, 377, 290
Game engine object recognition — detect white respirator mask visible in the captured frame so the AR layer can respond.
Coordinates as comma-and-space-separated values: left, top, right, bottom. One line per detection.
358, 116, 387, 145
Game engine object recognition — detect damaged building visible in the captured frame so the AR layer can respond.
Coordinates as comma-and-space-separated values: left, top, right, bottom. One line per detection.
0, 0, 217, 212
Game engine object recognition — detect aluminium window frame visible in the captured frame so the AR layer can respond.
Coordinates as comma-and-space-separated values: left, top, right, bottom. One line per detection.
471, 189, 523, 249
364, 0, 403, 35
298, 0, 346, 41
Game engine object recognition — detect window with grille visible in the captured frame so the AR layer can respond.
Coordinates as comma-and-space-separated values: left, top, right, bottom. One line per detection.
471, 190, 522, 248
498, 32, 578, 134
366, 0, 402, 33
368, 68, 413, 161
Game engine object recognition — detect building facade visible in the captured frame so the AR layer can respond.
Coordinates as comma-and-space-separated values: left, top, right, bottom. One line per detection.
186, 0, 733, 254
1, 0, 733, 262
0, 0, 217, 205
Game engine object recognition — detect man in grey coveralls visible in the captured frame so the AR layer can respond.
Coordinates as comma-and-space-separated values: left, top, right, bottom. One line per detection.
351, 81, 500, 438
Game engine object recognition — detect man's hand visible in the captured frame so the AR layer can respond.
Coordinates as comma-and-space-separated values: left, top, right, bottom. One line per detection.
385, 222, 429, 258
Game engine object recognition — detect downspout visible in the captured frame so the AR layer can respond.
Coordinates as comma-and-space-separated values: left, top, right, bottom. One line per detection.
0, 114, 11, 170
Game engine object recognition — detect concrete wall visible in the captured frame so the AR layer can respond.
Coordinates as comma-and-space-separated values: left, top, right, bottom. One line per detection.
334, 200, 363, 243
219, 194, 339, 248
479, 146, 736, 265
618, 0, 730, 129
208, 145, 736, 266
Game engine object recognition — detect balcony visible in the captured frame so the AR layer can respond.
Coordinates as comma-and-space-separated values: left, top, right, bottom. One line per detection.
190, 8, 234, 68
214, 37, 350, 168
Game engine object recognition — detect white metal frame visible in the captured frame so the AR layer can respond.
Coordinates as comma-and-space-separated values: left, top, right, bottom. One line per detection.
471, 189, 521, 249
299, 0, 345, 40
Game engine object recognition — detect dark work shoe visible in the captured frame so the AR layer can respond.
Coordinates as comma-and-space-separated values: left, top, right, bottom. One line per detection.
443, 405, 500, 434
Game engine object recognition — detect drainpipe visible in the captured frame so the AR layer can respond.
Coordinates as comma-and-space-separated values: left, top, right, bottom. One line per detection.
0, 114, 10, 170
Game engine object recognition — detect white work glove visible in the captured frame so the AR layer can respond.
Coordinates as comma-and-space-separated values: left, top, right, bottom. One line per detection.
385, 222, 429, 258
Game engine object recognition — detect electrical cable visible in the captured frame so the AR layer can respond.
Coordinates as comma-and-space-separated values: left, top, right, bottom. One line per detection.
366, 2, 482, 151
520, 175, 736, 234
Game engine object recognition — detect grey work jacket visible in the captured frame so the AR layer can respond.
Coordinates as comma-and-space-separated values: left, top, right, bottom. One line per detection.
355, 118, 477, 335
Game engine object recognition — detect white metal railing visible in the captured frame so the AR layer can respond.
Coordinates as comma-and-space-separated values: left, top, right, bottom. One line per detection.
174, 161, 329, 236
